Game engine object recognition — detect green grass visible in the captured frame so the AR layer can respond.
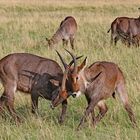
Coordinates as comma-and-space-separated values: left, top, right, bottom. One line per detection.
0, 0, 140, 139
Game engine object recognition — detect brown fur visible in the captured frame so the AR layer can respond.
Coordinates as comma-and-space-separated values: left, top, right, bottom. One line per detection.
46, 16, 77, 49
0, 52, 79, 124
54, 58, 136, 129
108, 16, 140, 47
76, 60, 136, 129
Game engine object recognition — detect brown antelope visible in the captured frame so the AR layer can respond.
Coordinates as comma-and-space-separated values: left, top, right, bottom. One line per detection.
0, 51, 81, 124
46, 16, 77, 49
52, 58, 136, 129
107, 16, 140, 47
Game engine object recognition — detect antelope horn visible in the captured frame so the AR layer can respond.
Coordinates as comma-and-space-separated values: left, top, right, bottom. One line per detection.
61, 66, 69, 91
56, 50, 67, 69
69, 55, 83, 66
65, 49, 77, 74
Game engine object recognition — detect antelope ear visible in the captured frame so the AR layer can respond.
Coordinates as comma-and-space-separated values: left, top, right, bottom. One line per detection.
50, 79, 60, 86
78, 57, 87, 72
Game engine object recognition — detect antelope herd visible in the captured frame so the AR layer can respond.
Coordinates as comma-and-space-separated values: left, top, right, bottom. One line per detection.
0, 15, 138, 129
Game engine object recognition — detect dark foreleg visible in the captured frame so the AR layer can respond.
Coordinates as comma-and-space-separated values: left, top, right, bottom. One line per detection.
58, 100, 67, 124
31, 92, 39, 114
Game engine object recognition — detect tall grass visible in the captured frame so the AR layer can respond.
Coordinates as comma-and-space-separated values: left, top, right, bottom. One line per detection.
0, 0, 140, 139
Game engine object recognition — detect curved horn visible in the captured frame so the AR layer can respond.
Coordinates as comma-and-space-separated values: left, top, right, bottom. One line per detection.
56, 50, 67, 69
69, 55, 83, 66
65, 49, 77, 74
61, 66, 69, 91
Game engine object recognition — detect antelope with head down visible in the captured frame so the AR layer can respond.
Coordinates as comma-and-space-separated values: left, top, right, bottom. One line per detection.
46, 16, 77, 49
0, 50, 81, 124
52, 57, 136, 129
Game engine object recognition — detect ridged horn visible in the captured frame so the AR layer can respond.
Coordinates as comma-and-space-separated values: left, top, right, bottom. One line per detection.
56, 50, 67, 69
65, 49, 77, 74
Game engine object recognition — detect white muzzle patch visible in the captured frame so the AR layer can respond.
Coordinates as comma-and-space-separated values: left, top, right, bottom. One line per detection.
73, 91, 82, 98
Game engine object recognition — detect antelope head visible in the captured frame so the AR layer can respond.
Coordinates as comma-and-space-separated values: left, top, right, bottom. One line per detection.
51, 66, 71, 108
51, 50, 87, 108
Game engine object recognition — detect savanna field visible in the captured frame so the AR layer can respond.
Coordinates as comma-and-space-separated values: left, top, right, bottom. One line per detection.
0, 0, 140, 139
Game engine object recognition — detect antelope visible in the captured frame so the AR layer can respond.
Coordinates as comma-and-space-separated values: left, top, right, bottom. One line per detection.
107, 16, 140, 47
46, 16, 77, 49
51, 58, 136, 129
0, 51, 81, 124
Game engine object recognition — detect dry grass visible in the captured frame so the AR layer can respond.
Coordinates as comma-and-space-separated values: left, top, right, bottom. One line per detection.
0, 0, 140, 140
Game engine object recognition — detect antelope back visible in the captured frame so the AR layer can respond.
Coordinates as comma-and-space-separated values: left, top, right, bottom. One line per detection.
0, 53, 63, 93
60, 16, 77, 35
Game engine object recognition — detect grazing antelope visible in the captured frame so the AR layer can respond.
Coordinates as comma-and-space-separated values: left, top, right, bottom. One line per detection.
46, 16, 77, 49
107, 16, 140, 47
0, 51, 80, 124
52, 58, 136, 129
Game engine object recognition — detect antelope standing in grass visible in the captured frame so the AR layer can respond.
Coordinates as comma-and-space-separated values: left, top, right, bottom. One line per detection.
107, 16, 140, 47
0, 50, 81, 124
46, 16, 77, 49
52, 58, 136, 129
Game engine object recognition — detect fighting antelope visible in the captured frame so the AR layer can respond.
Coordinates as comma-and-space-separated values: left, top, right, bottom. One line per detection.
0, 51, 80, 124
107, 16, 140, 47
52, 58, 136, 129
46, 16, 77, 49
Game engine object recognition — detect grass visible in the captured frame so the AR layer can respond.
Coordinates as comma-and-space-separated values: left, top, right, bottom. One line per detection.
0, 0, 140, 139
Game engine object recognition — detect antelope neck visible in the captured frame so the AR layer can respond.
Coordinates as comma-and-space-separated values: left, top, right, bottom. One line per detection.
79, 68, 90, 90
51, 30, 63, 44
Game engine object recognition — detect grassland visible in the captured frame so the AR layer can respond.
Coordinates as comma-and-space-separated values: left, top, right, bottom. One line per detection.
0, 0, 140, 140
